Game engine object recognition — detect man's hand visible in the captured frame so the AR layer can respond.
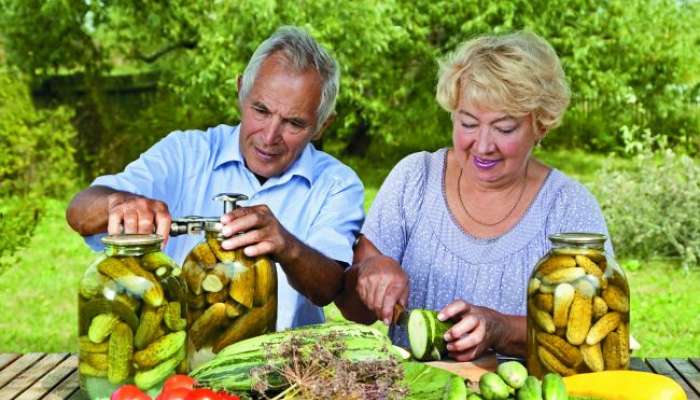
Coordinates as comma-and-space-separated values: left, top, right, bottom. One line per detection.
219, 204, 345, 306
106, 191, 172, 243
219, 205, 297, 261
438, 300, 507, 361
355, 255, 409, 325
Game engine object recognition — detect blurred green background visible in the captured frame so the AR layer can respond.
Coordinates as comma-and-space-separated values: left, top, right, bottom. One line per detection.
0, 0, 698, 356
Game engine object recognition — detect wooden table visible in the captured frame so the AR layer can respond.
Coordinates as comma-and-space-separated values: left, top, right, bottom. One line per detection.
1, 353, 699, 399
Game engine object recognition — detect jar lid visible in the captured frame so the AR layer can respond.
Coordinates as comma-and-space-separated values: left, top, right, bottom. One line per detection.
549, 232, 607, 246
101, 234, 163, 246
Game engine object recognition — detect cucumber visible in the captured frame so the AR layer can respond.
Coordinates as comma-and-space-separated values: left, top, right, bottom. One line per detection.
542, 373, 568, 400
407, 309, 453, 361
407, 309, 431, 360
496, 360, 528, 389
517, 375, 543, 400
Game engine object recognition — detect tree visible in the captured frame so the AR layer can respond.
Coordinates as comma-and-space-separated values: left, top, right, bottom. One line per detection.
1, 0, 698, 170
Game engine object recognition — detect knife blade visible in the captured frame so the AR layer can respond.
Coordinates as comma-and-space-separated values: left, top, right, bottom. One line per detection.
392, 303, 410, 327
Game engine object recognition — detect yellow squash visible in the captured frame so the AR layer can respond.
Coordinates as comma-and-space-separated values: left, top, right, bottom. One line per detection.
563, 370, 687, 400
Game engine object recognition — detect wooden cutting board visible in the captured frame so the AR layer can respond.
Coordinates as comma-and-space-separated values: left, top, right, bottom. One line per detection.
426, 351, 498, 384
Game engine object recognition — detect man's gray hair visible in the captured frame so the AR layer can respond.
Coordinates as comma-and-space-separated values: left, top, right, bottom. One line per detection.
238, 26, 340, 132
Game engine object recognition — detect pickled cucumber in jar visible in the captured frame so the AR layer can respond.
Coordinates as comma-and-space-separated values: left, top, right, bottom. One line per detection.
526, 233, 630, 378
78, 234, 188, 399
169, 193, 278, 370
182, 229, 277, 369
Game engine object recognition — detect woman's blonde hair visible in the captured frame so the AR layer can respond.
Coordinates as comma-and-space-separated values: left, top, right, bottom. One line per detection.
436, 31, 570, 132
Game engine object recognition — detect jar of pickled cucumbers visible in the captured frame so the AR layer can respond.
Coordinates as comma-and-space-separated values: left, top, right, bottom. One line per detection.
172, 193, 277, 369
78, 234, 188, 398
526, 233, 630, 378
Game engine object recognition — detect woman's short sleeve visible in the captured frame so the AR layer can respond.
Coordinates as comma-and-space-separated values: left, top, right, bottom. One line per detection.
546, 179, 615, 255
361, 152, 430, 263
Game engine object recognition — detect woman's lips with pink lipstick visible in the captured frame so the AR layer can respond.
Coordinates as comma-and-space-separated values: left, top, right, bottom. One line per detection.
473, 156, 499, 169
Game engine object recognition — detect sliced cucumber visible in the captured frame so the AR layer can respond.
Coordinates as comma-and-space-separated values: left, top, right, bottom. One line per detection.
408, 309, 454, 361
408, 310, 431, 360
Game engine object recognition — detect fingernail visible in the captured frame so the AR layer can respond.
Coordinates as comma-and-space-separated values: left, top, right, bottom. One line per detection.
443, 333, 450, 341
437, 313, 445, 321
383, 318, 391, 325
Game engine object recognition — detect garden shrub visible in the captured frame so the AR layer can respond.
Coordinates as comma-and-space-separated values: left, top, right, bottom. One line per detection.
0, 66, 78, 273
595, 126, 700, 269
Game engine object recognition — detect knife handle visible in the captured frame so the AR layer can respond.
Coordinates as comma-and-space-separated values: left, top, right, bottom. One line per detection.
392, 303, 405, 325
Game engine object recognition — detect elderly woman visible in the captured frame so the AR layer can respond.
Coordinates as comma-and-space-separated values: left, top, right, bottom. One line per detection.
335, 31, 613, 360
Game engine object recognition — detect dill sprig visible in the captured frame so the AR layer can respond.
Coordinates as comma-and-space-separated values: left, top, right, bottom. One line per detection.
250, 333, 407, 400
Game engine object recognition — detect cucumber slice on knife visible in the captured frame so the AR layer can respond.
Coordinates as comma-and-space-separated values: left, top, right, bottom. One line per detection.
408, 309, 453, 361
408, 309, 431, 360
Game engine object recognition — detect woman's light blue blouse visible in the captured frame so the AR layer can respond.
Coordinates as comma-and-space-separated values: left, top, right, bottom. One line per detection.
361, 149, 613, 347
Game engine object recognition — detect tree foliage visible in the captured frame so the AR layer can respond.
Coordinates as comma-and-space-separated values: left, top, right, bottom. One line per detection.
0, 0, 698, 168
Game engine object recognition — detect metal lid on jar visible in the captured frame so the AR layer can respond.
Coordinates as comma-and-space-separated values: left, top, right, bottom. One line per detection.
549, 232, 607, 246
101, 233, 163, 246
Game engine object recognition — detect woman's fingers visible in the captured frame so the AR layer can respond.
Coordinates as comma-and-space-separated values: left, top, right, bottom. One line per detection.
438, 299, 470, 322
446, 318, 485, 352
445, 313, 479, 342
356, 256, 409, 323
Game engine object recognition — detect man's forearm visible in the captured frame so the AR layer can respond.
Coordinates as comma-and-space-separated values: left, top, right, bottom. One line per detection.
275, 236, 345, 307
66, 186, 119, 236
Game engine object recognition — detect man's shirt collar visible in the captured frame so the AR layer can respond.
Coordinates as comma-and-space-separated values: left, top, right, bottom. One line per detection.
213, 124, 315, 186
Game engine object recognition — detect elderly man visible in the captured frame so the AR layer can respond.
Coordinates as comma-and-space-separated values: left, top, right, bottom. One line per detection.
66, 26, 364, 330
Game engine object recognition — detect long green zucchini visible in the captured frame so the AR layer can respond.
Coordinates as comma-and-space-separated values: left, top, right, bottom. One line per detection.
190, 321, 401, 392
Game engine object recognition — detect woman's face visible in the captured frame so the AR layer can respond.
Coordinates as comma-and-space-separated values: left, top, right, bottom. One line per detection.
452, 101, 542, 187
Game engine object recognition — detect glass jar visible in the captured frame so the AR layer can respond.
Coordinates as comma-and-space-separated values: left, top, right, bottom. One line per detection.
174, 193, 277, 369
526, 233, 630, 378
78, 234, 187, 398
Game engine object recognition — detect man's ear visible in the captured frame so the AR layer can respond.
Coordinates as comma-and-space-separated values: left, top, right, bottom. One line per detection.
312, 112, 336, 141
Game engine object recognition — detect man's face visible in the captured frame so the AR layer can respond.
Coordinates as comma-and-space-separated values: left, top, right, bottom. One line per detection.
238, 53, 323, 178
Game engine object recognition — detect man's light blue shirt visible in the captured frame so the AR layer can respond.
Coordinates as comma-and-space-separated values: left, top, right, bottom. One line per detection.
86, 124, 364, 330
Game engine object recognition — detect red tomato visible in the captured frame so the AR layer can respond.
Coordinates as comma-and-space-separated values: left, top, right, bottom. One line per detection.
111, 384, 151, 400
216, 391, 240, 400
184, 388, 220, 400
156, 387, 192, 400
162, 374, 196, 393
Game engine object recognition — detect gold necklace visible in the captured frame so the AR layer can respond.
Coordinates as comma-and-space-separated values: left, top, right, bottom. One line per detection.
457, 165, 528, 227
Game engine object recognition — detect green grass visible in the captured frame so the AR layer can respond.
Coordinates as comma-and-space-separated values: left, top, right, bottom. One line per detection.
0, 198, 94, 352
625, 260, 700, 357
0, 150, 698, 357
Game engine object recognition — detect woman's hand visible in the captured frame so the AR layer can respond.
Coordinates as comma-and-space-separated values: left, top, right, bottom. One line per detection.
355, 255, 409, 325
438, 300, 508, 361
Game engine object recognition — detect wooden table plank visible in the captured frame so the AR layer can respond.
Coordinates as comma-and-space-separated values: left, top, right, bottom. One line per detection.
0, 353, 45, 389
630, 357, 652, 372
16, 354, 76, 400
647, 358, 700, 400
691, 358, 700, 371
0, 353, 21, 371
0, 353, 68, 399
668, 358, 700, 398
44, 369, 81, 400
